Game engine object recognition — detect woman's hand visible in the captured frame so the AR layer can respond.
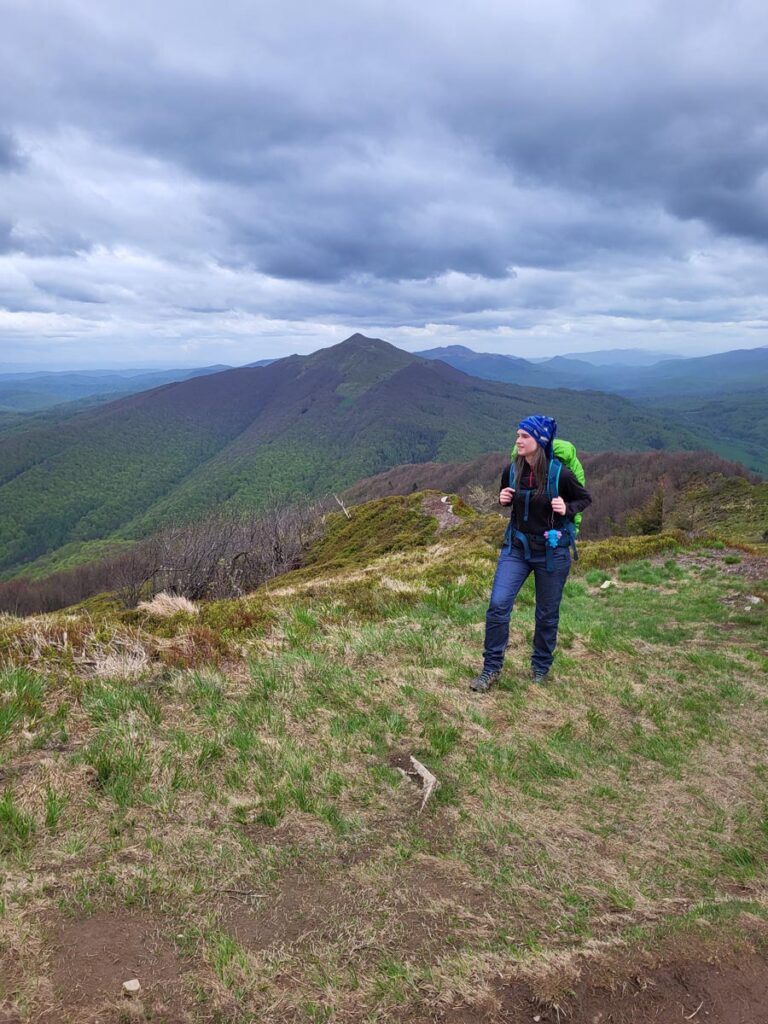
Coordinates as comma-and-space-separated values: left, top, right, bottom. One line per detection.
499, 487, 514, 506
551, 496, 566, 515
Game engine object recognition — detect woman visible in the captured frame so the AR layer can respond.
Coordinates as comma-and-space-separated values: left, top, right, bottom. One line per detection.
470, 415, 591, 693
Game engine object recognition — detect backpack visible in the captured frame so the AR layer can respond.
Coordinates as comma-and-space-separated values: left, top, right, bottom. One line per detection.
508, 438, 586, 569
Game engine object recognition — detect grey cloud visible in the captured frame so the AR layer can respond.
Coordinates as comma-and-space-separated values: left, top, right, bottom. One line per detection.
0, 132, 23, 171
13, 230, 94, 259
32, 277, 106, 304
0, 0, 767, 364
0, 219, 13, 253
180, 305, 233, 314
671, 183, 768, 242
4, 1, 767, 268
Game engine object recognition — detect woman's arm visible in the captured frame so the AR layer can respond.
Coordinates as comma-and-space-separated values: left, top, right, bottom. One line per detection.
499, 465, 513, 505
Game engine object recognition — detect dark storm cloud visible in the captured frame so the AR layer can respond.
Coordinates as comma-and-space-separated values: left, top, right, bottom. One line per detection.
486, 103, 768, 244
671, 184, 768, 243
0, 132, 23, 171
5, 2, 768, 266
0, 0, 767, 363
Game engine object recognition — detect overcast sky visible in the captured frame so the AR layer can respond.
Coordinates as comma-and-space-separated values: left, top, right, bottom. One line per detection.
1, 0, 767, 368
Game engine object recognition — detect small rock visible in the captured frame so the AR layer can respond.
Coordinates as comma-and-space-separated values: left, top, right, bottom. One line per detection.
600, 580, 614, 590
746, 595, 762, 605
122, 978, 141, 997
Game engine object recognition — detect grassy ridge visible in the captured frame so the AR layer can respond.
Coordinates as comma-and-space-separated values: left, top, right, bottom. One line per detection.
1, 496, 766, 1021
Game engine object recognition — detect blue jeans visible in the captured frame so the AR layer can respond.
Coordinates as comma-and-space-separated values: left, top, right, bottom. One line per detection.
483, 542, 571, 675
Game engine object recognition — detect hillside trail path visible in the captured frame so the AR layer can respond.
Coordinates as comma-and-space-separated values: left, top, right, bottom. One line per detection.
421, 493, 464, 531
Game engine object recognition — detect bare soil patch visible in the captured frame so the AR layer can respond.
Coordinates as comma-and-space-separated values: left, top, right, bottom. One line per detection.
224, 864, 367, 951
420, 940, 768, 1024
41, 910, 190, 1023
502, 953, 768, 1024
240, 808, 335, 849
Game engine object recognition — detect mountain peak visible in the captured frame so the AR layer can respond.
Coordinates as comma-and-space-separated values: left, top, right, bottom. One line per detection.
305, 333, 416, 370
338, 333, 389, 349
345, 332, 375, 342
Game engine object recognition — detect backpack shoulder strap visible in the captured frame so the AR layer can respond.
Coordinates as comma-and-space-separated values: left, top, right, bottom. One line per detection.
546, 458, 562, 500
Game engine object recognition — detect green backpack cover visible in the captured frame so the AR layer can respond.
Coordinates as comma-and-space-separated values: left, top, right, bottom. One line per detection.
552, 440, 586, 536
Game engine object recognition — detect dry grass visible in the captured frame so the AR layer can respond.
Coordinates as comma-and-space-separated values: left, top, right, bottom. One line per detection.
137, 592, 199, 617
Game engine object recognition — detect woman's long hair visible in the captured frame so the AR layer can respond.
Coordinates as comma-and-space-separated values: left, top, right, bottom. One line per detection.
515, 445, 549, 496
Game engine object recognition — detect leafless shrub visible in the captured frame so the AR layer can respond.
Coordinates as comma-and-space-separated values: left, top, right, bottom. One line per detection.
463, 483, 500, 514
142, 499, 328, 602
111, 544, 159, 608
0, 497, 331, 616
349, 450, 755, 540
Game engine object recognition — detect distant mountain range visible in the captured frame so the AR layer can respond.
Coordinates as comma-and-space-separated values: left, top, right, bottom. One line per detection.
0, 365, 231, 412
413, 344, 768, 474
3, 344, 764, 416
0, 334, 709, 579
414, 344, 768, 398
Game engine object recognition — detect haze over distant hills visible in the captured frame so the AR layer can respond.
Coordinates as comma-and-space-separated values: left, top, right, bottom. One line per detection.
557, 348, 679, 366
0, 365, 231, 413
0, 333, 707, 579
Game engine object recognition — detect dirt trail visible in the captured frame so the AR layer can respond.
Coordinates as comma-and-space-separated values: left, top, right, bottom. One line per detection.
422, 493, 464, 531
491, 953, 768, 1024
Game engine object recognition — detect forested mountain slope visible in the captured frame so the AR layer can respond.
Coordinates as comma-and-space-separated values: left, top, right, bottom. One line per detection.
0, 334, 705, 577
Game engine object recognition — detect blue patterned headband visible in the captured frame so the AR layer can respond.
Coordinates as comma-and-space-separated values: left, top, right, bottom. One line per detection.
518, 415, 557, 456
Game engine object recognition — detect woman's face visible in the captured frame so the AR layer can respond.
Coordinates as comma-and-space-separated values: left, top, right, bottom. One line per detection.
515, 429, 539, 460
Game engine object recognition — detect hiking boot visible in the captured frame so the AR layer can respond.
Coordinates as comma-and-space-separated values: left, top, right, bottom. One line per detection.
469, 669, 500, 693
531, 670, 549, 684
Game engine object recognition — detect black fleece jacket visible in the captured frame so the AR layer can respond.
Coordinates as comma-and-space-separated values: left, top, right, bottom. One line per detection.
499, 463, 592, 541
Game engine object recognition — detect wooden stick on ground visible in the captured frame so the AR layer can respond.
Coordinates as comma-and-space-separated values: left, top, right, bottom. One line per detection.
397, 755, 439, 813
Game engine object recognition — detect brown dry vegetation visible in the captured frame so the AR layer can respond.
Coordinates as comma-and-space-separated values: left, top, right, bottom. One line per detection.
0, 493, 767, 1022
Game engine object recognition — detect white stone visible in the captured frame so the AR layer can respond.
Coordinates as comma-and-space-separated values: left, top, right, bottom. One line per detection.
600, 579, 614, 590
122, 978, 141, 997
